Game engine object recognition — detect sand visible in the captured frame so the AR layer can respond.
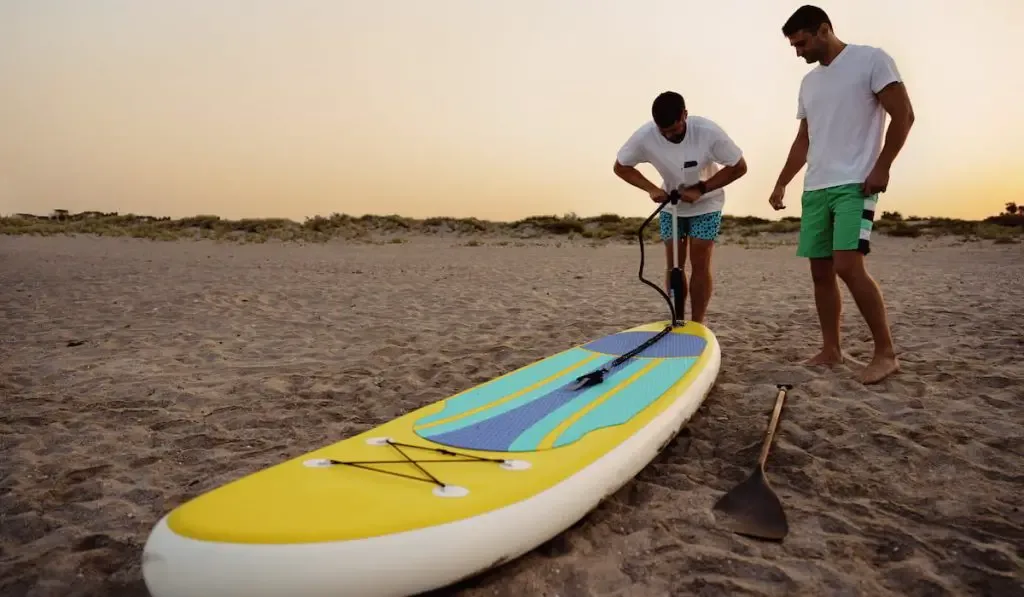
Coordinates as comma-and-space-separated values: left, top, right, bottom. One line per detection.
1, 232, 1022, 597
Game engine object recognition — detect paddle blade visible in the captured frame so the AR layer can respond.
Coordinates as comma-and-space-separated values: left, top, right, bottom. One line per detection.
712, 467, 788, 541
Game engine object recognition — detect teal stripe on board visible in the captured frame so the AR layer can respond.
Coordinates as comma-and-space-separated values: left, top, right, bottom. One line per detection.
553, 356, 697, 448
507, 358, 659, 451
415, 348, 614, 431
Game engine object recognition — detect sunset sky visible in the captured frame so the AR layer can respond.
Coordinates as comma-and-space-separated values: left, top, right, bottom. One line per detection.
1, 1, 1021, 223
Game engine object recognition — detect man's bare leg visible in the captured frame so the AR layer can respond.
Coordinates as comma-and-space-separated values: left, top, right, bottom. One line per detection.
688, 238, 714, 324
807, 257, 844, 366
833, 250, 899, 384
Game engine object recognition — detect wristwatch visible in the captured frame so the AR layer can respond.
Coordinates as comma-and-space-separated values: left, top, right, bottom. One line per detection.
694, 180, 708, 195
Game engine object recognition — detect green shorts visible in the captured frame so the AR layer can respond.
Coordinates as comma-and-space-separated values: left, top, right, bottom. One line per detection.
797, 183, 878, 258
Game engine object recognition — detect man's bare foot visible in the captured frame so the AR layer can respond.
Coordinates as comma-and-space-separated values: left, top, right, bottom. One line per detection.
857, 353, 900, 384
804, 348, 844, 367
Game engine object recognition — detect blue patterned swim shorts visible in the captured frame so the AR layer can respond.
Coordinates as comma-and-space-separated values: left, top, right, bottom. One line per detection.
659, 210, 723, 241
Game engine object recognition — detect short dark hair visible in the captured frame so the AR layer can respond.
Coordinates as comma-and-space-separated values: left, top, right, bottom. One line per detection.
652, 91, 685, 128
782, 5, 832, 36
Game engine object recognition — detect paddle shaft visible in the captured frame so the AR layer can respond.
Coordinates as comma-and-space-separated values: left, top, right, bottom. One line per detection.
757, 384, 791, 468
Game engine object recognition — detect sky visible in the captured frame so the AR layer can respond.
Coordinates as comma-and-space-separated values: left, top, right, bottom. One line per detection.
1, 0, 1021, 223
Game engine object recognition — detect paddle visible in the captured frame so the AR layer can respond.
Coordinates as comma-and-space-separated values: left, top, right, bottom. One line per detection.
668, 192, 686, 326
711, 383, 793, 541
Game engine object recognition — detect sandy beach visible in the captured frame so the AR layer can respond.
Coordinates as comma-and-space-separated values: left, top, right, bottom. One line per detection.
1, 231, 1021, 597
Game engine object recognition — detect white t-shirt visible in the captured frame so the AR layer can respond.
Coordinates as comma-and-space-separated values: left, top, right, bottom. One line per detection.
616, 115, 744, 217
797, 43, 902, 191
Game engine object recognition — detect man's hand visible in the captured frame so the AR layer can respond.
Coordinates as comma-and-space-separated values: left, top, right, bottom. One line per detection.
769, 184, 786, 210
649, 188, 669, 203
861, 164, 890, 196
679, 185, 703, 203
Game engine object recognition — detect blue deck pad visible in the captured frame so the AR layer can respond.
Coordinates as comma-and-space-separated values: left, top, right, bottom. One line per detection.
414, 348, 614, 431
420, 356, 652, 451
582, 331, 707, 359
414, 330, 708, 453
550, 356, 696, 448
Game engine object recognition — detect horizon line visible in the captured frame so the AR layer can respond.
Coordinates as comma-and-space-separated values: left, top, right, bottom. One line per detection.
3, 206, 1012, 225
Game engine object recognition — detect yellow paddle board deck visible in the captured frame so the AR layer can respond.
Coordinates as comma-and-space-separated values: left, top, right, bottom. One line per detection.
163, 320, 718, 545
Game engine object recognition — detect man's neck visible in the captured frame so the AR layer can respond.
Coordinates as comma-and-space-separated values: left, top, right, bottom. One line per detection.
819, 39, 847, 66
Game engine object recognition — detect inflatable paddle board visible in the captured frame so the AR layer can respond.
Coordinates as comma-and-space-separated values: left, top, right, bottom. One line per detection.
141, 319, 720, 597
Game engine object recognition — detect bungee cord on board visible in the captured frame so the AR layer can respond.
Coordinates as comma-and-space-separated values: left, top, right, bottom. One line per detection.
310, 439, 513, 490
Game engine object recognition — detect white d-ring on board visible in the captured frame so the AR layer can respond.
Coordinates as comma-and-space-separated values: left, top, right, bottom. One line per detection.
433, 485, 469, 498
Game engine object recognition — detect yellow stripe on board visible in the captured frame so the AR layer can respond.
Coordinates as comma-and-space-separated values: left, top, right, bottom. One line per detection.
415, 353, 602, 431
536, 358, 665, 450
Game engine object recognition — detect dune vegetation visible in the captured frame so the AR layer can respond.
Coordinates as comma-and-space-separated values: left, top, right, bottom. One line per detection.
2, 203, 1021, 246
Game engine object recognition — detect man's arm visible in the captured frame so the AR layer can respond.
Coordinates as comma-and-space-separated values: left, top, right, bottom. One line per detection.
703, 156, 747, 193
774, 119, 809, 189
698, 124, 748, 194
873, 81, 915, 171
614, 127, 662, 195
613, 160, 661, 194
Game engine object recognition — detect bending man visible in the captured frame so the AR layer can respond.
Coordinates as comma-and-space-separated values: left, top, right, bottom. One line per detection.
769, 5, 915, 384
614, 91, 747, 324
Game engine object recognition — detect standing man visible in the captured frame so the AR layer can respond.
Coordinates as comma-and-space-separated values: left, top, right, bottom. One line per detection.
769, 5, 915, 384
614, 91, 747, 325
